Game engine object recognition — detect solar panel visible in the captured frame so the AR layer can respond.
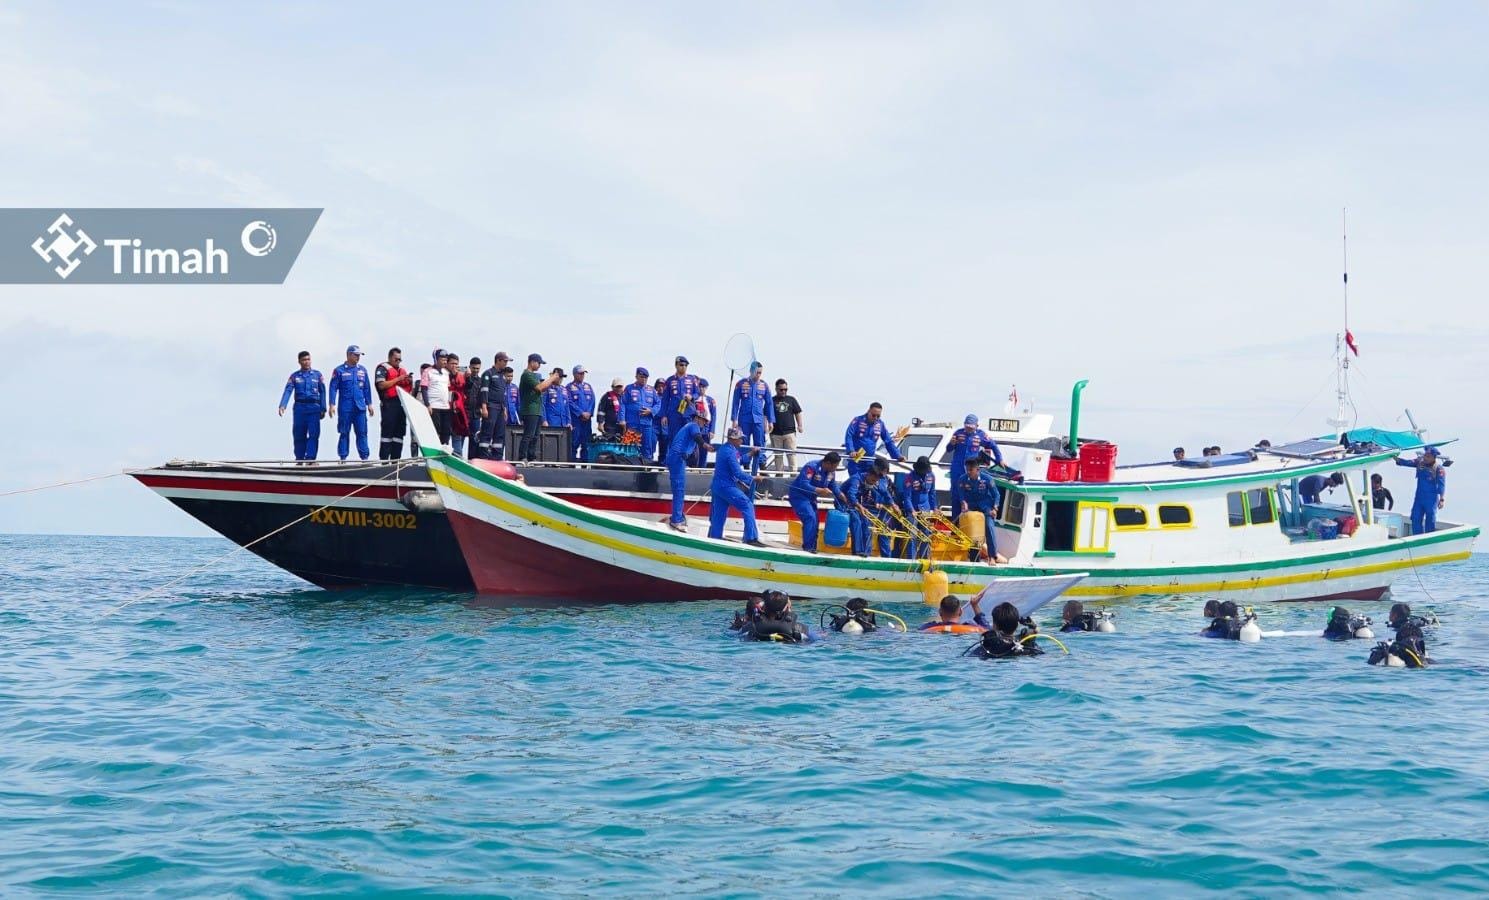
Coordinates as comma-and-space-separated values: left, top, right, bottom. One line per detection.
1267, 438, 1339, 458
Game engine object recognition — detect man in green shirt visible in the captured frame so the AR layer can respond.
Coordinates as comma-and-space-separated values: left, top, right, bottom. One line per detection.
518, 352, 560, 460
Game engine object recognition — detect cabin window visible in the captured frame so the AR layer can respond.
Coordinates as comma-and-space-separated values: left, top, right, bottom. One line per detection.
1112, 505, 1147, 529
1157, 504, 1193, 528
1002, 490, 1027, 526
1227, 491, 1247, 527
1248, 488, 1275, 526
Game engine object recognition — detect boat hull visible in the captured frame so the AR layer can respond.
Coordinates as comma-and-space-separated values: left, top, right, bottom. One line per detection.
427, 449, 1479, 603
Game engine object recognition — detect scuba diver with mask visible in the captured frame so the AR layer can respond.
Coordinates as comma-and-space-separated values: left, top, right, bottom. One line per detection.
965, 601, 1045, 659
1368, 621, 1429, 668
820, 597, 906, 634
1059, 599, 1116, 633
731, 590, 812, 643
1322, 606, 1375, 641
1200, 600, 1261, 642
1387, 602, 1438, 632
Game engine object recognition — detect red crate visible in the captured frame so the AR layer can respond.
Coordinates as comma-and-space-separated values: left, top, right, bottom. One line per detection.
1078, 441, 1118, 482
1046, 456, 1079, 482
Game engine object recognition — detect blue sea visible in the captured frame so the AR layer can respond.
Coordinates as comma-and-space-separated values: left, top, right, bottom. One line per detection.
2, 535, 1488, 896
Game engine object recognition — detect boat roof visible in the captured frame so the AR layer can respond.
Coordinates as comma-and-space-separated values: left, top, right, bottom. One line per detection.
1007, 429, 1452, 494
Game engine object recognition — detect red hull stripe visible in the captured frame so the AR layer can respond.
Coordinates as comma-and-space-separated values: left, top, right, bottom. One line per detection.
448, 509, 756, 601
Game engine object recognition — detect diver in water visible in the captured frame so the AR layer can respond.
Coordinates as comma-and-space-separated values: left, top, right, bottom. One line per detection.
919, 595, 987, 632
732, 590, 811, 643
826, 598, 879, 634
1059, 599, 1116, 633
1322, 606, 1375, 641
1368, 621, 1429, 668
1387, 602, 1438, 632
1201, 600, 1261, 641
966, 601, 1044, 659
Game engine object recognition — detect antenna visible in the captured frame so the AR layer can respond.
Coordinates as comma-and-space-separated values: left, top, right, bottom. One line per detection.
1328, 207, 1352, 437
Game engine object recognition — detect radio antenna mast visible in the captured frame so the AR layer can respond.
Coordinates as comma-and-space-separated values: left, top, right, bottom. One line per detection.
1328, 207, 1354, 437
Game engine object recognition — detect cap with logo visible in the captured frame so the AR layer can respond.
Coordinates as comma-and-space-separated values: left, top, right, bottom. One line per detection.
636, 367, 649, 377
528, 353, 545, 364
573, 364, 586, 375
964, 414, 978, 425
347, 345, 363, 356
699, 378, 709, 388
675, 355, 689, 365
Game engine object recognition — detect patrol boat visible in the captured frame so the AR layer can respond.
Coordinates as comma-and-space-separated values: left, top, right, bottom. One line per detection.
411, 384, 1478, 603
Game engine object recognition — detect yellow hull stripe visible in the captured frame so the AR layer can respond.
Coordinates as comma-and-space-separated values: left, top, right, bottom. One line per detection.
433, 467, 1469, 598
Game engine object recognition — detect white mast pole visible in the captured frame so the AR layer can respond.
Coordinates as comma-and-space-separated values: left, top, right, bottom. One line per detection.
1330, 207, 1351, 437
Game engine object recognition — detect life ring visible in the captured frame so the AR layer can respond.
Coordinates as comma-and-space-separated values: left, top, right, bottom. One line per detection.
920, 623, 986, 635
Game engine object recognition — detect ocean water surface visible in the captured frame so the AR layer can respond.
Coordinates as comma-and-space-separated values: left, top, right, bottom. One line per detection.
2, 534, 1488, 896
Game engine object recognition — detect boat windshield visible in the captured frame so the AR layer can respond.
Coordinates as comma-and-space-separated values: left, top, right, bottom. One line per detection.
899, 434, 943, 463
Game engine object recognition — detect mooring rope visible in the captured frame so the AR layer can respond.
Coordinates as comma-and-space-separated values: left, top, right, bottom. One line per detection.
0, 471, 121, 497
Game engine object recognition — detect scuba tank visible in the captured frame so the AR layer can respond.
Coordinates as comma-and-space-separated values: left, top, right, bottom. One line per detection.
824, 598, 877, 634
1237, 607, 1262, 643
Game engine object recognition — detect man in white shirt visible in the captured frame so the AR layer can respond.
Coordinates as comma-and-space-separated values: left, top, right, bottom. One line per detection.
421, 350, 454, 449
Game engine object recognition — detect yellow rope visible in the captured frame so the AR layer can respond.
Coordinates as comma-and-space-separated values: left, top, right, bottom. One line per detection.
860, 608, 909, 632
1019, 632, 1070, 654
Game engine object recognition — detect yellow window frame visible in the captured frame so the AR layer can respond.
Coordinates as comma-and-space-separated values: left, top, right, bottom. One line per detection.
1111, 504, 1149, 531
1074, 501, 1114, 553
1156, 503, 1195, 530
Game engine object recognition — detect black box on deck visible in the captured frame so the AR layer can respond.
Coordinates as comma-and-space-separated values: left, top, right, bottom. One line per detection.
504, 425, 570, 462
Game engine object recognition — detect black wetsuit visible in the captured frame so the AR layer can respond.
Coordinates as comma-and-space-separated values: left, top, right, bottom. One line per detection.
739, 613, 810, 643
967, 628, 1043, 659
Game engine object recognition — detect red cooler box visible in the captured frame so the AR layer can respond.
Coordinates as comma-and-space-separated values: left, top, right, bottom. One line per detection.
1078, 441, 1118, 482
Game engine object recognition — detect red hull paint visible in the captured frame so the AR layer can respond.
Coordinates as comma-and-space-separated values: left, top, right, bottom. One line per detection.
446, 510, 757, 602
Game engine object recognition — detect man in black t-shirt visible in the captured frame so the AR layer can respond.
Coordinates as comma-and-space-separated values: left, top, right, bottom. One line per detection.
769, 378, 804, 473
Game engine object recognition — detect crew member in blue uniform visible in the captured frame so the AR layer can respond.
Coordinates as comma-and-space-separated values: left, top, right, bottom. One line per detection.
708, 427, 764, 545
788, 452, 842, 552
843, 402, 902, 475
623, 368, 663, 460
278, 350, 326, 461
693, 379, 717, 468
1396, 447, 1448, 534
838, 459, 889, 556
958, 455, 1002, 562
902, 456, 938, 559
729, 361, 775, 477
504, 368, 520, 442
567, 364, 597, 462
660, 355, 702, 463
328, 345, 375, 461
947, 414, 1004, 517
666, 405, 714, 531
867, 461, 900, 557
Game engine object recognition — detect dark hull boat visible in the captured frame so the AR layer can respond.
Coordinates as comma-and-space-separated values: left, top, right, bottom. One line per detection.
128, 459, 809, 591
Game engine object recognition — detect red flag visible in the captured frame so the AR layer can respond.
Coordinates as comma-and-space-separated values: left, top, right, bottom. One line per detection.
1345, 330, 1359, 356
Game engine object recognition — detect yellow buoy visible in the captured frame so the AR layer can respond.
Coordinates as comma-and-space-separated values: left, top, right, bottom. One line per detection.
922, 568, 949, 606
958, 510, 986, 546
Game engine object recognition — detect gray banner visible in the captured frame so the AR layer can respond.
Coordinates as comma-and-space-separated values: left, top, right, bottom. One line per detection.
0, 208, 321, 284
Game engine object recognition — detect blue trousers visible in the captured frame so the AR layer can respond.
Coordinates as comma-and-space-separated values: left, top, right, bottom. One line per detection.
337, 407, 369, 460
573, 419, 593, 462
635, 423, 656, 461
871, 512, 894, 558
291, 404, 321, 460
790, 494, 819, 551
738, 420, 767, 475
667, 456, 689, 524
478, 413, 505, 459
1411, 497, 1438, 535
708, 483, 759, 542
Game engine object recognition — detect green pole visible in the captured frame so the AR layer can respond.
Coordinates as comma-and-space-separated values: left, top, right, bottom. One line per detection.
1068, 379, 1089, 454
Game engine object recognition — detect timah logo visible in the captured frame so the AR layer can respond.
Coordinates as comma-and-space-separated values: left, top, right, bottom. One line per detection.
31, 213, 97, 279
1, 208, 321, 285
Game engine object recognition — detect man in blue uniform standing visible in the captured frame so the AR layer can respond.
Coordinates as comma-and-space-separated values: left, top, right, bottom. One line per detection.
475, 351, 511, 460
958, 455, 1003, 563
947, 414, 1004, 517
730, 361, 774, 477
277, 350, 326, 461
660, 355, 702, 464
1396, 447, 1448, 534
328, 345, 375, 461
666, 404, 714, 531
623, 367, 663, 461
844, 402, 902, 475
708, 426, 764, 545
567, 364, 597, 462
788, 451, 841, 553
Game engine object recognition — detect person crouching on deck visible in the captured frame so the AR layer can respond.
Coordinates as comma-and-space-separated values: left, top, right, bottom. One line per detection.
708, 427, 765, 546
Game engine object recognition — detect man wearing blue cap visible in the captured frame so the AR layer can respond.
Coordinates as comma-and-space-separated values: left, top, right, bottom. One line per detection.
277, 350, 326, 461
518, 353, 560, 461
567, 364, 597, 462
660, 355, 702, 465
623, 367, 663, 460
947, 414, 1003, 517
328, 345, 375, 461
708, 426, 764, 545
666, 404, 714, 531
729, 361, 774, 477
693, 379, 717, 467
1396, 447, 1448, 534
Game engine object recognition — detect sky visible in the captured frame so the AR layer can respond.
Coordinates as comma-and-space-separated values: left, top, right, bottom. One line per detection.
1, 1, 1485, 536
